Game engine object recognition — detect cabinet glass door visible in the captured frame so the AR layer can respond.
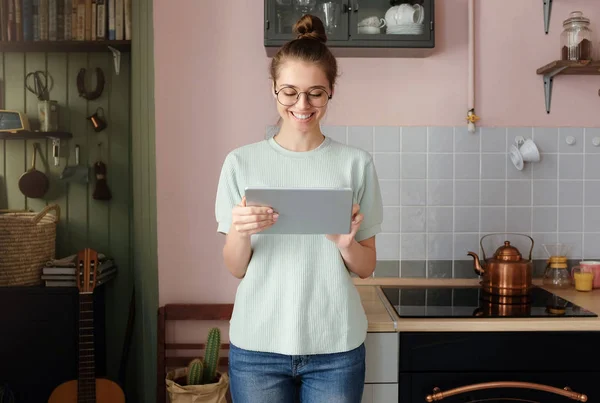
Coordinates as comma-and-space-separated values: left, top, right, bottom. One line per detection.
266, 0, 349, 42
348, 0, 432, 43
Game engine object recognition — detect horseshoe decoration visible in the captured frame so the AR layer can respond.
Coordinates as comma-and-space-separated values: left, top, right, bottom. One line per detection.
77, 67, 105, 100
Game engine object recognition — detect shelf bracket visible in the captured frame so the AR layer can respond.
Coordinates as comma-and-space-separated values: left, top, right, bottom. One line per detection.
543, 65, 568, 114
108, 45, 121, 75
543, 0, 553, 34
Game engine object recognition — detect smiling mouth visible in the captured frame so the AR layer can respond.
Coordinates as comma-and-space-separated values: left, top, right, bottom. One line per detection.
290, 111, 315, 121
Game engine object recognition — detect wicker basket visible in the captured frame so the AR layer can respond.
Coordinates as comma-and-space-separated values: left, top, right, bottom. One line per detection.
0, 205, 60, 286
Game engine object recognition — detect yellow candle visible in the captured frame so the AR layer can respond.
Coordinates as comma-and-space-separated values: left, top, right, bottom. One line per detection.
574, 272, 594, 291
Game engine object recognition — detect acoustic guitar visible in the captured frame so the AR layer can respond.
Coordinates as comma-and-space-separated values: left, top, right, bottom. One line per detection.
48, 248, 126, 403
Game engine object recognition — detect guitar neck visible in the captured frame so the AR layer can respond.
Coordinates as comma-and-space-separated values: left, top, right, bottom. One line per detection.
78, 292, 95, 403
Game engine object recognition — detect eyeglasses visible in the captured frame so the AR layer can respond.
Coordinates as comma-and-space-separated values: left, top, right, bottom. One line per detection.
274, 86, 332, 108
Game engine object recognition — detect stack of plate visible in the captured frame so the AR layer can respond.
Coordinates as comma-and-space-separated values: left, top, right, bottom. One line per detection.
386, 23, 424, 35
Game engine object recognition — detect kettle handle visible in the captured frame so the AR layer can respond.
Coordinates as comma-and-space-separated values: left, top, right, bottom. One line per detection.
480, 233, 534, 261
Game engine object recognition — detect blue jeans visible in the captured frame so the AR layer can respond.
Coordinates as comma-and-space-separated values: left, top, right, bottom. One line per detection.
228, 342, 366, 403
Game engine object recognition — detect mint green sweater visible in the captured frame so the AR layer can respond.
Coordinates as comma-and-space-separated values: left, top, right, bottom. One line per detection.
215, 136, 383, 355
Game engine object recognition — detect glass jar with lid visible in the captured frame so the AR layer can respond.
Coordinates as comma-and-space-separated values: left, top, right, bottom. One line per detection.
560, 11, 594, 61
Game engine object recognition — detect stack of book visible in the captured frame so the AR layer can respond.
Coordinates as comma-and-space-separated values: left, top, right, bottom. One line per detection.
42, 252, 117, 288
1, 0, 132, 42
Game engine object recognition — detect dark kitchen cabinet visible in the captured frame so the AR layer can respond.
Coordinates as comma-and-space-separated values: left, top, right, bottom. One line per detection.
0, 286, 106, 403
402, 372, 596, 402
264, 0, 435, 49
399, 332, 599, 402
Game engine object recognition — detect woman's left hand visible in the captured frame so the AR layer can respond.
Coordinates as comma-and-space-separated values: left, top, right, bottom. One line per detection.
326, 204, 363, 249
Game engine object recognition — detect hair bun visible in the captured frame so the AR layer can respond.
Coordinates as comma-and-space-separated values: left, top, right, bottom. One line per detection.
293, 14, 328, 43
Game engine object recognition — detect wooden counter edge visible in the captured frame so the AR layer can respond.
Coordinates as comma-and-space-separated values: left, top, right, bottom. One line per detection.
356, 285, 397, 332
373, 286, 400, 330
353, 277, 482, 287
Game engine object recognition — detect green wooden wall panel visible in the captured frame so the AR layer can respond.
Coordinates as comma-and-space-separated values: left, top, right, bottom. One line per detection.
24, 52, 47, 213
104, 53, 134, 392
131, 0, 159, 401
67, 52, 90, 253
46, 53, 70, 258
1, 49, 133, 394
87, 52, 111, 256
4, 53, 26, 210
130, 2, 145, 401
0, 52, 5, 208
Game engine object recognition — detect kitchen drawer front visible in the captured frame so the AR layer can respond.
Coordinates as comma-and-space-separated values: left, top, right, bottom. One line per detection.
399, 331, 600, 372
365, 332, 398, 383
361, 383, 398, 403
400, 371, 598, 403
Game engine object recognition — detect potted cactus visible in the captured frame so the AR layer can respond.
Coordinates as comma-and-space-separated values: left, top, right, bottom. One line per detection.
166, 327, 229, 403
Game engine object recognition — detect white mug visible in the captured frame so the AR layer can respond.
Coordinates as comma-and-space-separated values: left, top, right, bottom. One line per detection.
388, 4, 424, 25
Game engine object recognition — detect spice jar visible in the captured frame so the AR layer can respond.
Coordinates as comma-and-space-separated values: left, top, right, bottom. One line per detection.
560, 11, 594, 61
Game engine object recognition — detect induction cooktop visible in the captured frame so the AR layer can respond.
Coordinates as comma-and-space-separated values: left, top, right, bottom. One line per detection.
379, 286, 598, 318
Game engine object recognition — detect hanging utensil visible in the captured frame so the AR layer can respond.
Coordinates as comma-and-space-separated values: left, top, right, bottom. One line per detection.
87, 107, 107, 132
93, 143, 112, 201
18, 143, 49, 199
52, 138, 60, 166
60, 144, 89, 183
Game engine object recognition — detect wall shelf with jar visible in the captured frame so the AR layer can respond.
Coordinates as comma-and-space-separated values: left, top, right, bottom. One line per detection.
536, 60, 600, 114
536, 11, 598, 113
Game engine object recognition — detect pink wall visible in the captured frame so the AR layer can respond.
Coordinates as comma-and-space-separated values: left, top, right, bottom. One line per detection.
153, 0, 600, 305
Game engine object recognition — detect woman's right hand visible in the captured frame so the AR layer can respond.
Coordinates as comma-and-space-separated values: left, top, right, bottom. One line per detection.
231, 196, 278, 237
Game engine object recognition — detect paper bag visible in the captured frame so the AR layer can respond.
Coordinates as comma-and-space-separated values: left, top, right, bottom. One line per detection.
166, 367, 229, 403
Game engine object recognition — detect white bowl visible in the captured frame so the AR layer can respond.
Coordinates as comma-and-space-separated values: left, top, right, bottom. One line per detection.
358, 26, 381, 34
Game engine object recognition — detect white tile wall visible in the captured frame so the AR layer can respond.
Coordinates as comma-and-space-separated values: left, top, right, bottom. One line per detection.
266, 125, 600, 261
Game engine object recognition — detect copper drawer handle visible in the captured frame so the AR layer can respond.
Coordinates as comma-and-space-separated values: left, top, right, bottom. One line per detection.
426, 382, 588, 402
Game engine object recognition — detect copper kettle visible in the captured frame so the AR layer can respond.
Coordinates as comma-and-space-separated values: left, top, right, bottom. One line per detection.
467, 234, 534, 297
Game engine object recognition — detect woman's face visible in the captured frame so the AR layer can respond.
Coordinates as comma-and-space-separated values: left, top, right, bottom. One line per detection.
273, 59, 332, 134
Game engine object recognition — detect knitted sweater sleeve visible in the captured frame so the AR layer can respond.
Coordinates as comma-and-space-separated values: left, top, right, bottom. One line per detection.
354, 158, 383, 242
214, 153, 242, 235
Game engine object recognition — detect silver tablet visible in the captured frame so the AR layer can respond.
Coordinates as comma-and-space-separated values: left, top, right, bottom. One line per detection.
244, 187, 353, 235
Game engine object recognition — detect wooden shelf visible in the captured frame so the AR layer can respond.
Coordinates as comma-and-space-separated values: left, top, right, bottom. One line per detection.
0, 40, 131, 53
537, 60, 600, 75
0, 131, 72, 140
536, 60, 600, 113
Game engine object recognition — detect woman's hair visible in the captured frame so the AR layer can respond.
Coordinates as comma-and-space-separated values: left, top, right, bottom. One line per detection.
269, 14, 339, 92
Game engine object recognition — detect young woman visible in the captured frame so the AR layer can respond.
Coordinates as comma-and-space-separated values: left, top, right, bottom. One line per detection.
215, 14, 383, 403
